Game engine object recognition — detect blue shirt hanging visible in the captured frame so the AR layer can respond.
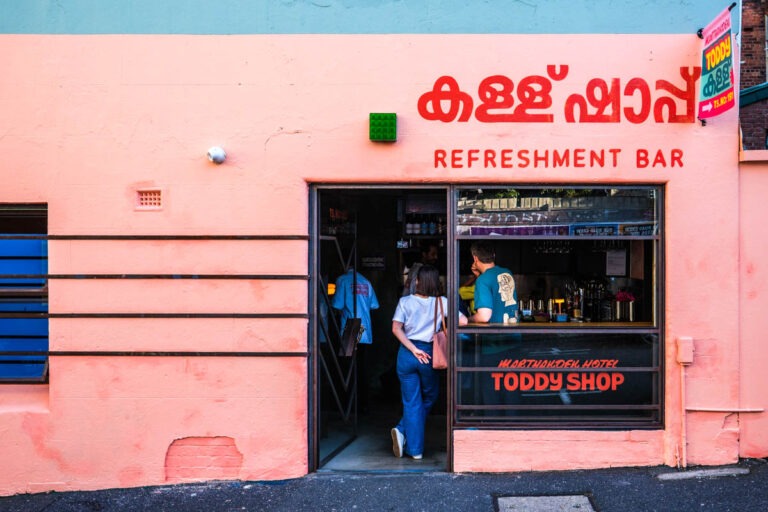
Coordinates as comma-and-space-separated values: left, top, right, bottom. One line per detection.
331, 269, 379, 345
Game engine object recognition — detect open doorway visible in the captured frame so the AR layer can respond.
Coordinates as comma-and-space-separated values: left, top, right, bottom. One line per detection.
310, 186, 449, 472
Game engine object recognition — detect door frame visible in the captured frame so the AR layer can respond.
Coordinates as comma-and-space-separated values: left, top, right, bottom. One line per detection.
308, 184, 454, 472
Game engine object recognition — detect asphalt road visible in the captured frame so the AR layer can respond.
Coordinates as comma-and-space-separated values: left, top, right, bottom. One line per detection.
1, 459, 766, 512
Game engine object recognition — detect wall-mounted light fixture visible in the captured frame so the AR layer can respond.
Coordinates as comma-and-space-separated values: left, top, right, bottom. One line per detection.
207, 146, 227, 164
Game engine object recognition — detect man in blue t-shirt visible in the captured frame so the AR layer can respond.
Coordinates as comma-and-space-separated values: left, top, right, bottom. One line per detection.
467, 241, 518, 325
466, 240, 520, 416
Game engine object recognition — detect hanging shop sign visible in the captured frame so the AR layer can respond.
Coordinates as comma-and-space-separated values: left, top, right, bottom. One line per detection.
697, 5, 735, 119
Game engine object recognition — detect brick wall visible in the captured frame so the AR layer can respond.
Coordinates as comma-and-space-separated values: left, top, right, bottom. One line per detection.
741, 103, 768, 149
740, 0, 768, 149
165, 437, 244, 483
741, 0, 767, 88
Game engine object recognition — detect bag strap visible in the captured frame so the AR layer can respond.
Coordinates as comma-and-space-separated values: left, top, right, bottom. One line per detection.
433, 297, 439, 333
437, 297, 448, 336
433, 297, 447, 334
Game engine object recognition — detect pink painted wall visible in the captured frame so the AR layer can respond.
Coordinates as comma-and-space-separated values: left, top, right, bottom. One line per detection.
738, 152, 768, 458
0, 33, 758, 494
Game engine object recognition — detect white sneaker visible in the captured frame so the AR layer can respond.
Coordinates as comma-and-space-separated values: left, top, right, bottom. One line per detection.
391, 428, 404, 458
411, 454, 423, 460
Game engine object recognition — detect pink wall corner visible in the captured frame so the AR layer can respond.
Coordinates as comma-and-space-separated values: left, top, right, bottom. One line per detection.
738, 157, 768, 458
661, 125, 742, 466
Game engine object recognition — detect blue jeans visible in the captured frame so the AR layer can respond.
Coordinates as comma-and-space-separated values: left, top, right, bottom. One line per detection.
395, 341, 439, 457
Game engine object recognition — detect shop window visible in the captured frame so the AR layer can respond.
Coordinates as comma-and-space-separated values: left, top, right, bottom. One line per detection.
454, 187, 662, 427
0, 205, 48, 383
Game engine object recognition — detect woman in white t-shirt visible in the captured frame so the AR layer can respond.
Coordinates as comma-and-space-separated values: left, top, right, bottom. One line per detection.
390, 264, 467, 460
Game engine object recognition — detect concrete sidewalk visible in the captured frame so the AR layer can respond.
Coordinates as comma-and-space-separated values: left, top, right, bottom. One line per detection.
1, 459, 766, 512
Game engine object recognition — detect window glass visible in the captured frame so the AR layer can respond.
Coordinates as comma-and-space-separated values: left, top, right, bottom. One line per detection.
456, 332, 660, 424
457, 187, 658, 237
454, 187, 661, 427
0, 205, 48, 382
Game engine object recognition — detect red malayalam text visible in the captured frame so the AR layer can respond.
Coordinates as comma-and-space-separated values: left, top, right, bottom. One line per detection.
418, 66, 701, 124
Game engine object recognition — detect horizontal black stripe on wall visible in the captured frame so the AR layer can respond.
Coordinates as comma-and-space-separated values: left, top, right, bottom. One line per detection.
0, 235, 309, 240
0, 313, 308, 319
1, 351, 308, 357
3, 274, 309, 280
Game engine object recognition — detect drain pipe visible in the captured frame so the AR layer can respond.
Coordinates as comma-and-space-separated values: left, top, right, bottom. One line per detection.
676, 337, 695, 469
675, 336, 765, 469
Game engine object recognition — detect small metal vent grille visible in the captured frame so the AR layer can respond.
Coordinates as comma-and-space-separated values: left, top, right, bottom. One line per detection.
136, 189, 162, 210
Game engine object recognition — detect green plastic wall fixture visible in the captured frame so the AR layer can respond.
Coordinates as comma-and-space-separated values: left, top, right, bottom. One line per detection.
369, 113, 397, 142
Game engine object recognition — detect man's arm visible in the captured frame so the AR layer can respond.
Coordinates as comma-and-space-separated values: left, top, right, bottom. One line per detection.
470, 307, 492, 323
471, 270, 492, 323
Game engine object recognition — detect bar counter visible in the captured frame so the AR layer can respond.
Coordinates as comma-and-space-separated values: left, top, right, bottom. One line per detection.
463, 321, 654, 329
